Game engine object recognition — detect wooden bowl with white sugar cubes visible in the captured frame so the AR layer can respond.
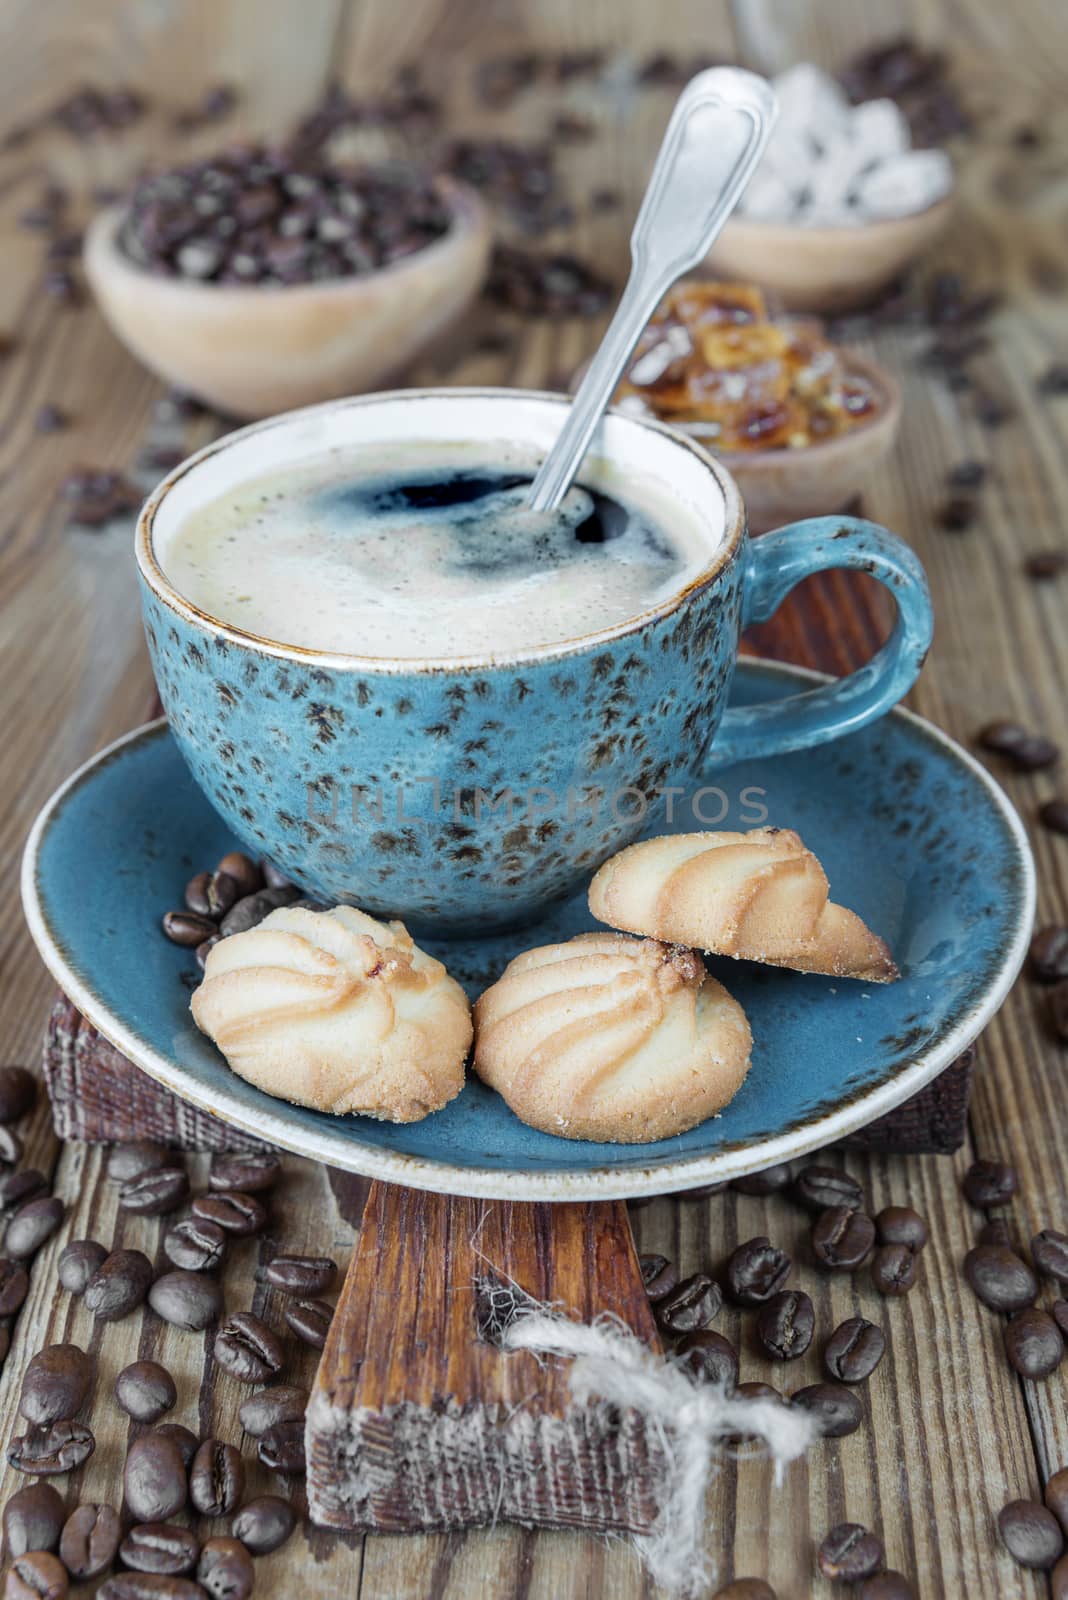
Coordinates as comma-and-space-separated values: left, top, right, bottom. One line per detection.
707, 64, 955, 313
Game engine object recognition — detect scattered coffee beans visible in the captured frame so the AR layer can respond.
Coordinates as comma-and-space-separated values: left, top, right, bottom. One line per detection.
998, 1498, 1064, 1568
1032, 1230, 1068, 1281
164, 1216, 227, 1273
872, 1243, 919, 1296
214, 1312, 284, 1382
124, 1432, 189, 1521
214, 852, 263, 897
185, 870, 239, 920
284, 1298, 333, 1348
756, 1291, 814, 1360
875, 1206, 928, 1251
1040, 799, 1068, 836
794, 1165, 862, 1214
116, 1361, 178, 1422
732, 1164, 791, 1196
0, 1066, 36, 1124
192, 1191, 266, 1235
232, 1494, 296, 1554
4, 1551, 69, 1598
859, 1575, 914, 1600
726, 1238, 791, 1304
119, 1522, 200, 1576
654, 1273, 722, 1333
710, 1583, 776, 1600
19, 1343, 92, 1423
257, 1417, 306, 1473
824, 1317, 886, 1383
3, 1482, 65, 1555
266, 1254, 337, 1295
106, 1141, 169, 1182
0, 1256, 30, 1315
790, 1383, 864, 1438
1052, 981, 1068, 1043
811, 1206, 875, 1270
1025, 551, 1068, 581
817, 1522, 884, 1580
198, 1535, 255, 1600
1004, 1308, 1064, 1378
210, 1150, 280, 1192
57, 1238, 108, 1293
639, 1254, 679, 1302
162, 910, 223, 947
0, 1171, 47, 1211
1054, 1557, 1068, 1600
120, 1166, 190, 1216
8, 1419, 95, 1474
154, 1424, 199, 1469
976, 720, 1060, 771
5, 1196, 64, 1258
675, 1329, 739, 1387
964, 1245, 1038, 1311
189, 1438, 245, 1517
148, 1270, 223, 1331
0, 1125, 23, 1163
238, 1385, 308, 1437
84, 1249, 154, 1321
962, 1159, 1018, 1207
220, 884, 300, 936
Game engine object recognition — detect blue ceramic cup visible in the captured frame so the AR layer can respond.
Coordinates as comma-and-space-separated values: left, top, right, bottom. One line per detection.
137, 389, 932, 934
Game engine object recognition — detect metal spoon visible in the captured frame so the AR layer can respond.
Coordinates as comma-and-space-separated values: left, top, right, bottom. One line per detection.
526, 66, 778, 514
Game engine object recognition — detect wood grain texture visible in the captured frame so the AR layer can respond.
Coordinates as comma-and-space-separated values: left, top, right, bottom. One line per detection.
0, 0, 1064, 1595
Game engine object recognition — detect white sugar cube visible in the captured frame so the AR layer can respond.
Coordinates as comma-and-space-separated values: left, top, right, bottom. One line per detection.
772, 63, 851, 142
847, 97, 911, 162
855, 149, 954, 218
737, 165, 802, 220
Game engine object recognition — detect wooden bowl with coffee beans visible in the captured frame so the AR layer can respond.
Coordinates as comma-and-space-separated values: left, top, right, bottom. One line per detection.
84, 147, 492, 419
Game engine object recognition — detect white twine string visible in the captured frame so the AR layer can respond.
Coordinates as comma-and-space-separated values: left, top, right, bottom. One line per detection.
500, 1301, 816, 1597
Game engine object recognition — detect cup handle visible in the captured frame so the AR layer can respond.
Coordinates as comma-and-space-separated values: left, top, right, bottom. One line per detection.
711, 515, 933, 765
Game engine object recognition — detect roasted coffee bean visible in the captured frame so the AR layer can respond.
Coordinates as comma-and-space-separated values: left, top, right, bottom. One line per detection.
184, 871, 214, 916
210, 1151, 280, 1193
148, 1270, 223, 1331
726, 1238, 791, 1304
756, 1290, 814, 1360
185, 870, 239, 920
220, 884, 300, 936
116, 1360, 178, 1422
1055, 1553, 1068, 1600
709, 1583, 776, 1600
284, 1298, 332, 1348
675, 1329, 738, 1387
154, 1424, 199, 1468
998, 1498, 1064, 1568
794, 1165, 863, 1214
232, 1494, 296, 1554
85, 1248, 154, 1321
977, 720, 1060, 771
57, 1238, 108, 1294
1047, 1467, 1068, 1534
8, 1419, 95, 1474
257, 1417, 305, 1473
872, 1242, 919, 1296
4, 1551, 68, 1599
3, 1482, 65, 1555
948, 458, 987, 490
1026, 551, 1068, 581
638, 1254, 679, 1302
261, 859, 293, 889
120, 1167, 190, 1216
266, 1254, 336, 1295
0, 1065, 36, 1124
197, 1536, 253, 1600
0, 1170, 47, 1211
1053, 981, 1068, 1044
963, 1158, 1018, 1207
824, 1317, 885, 1383
875, 1206, 928, 1251
238, 1384, 308, 1437
789, 1383, 864, 1438
0, 1255, 30, 1314
106, 1141, 169, 1182
964, 1245, 1037, 1311
120, 1522, 200, 1575
817, 1522, 884, 1580
195, 935, 220, 970
811, 1206, 875, 1271
859, 1574, 914, 1600
0, 1125, 23, 1164
192, 1192, 266, 1236
214, 1312, 284, 1382
732, 1163, 791, 1196
161, 909, 217, 946
1041, 800, 1068, 836
124, 1432, 188, 1521
6, 1196, 64, 1258
189, 1438, 244, 1516
164, 1217, 227, 1273
98, 1578, 206, 1599
215, 852, 263, 897
1033, 1230, 1068, 1281
938, 493, 976, 532
654, 1273, 721, 1333
680, 1182, 728, 1198
1005, 1308, 1064, 1378
20, 1342, 92, 1423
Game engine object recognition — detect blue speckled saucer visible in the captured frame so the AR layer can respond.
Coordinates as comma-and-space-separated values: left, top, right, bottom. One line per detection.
22, 662, 1034, 1201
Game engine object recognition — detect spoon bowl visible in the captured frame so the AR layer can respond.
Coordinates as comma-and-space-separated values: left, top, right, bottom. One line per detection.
84, 177, 492, 419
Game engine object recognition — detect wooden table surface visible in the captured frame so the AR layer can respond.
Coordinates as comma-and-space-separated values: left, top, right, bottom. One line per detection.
1, 1, 1067, 1595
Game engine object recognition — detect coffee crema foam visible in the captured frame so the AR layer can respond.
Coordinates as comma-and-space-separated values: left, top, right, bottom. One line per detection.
162, 442, 713, 659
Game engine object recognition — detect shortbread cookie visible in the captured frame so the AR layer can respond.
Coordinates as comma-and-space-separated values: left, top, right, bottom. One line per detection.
473, 932, 752, 1143
588, 827, 897, 983
191, 904, 472, 1121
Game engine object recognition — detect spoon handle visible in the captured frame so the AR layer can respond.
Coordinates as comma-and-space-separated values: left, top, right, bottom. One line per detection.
527, 67, 778, 514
